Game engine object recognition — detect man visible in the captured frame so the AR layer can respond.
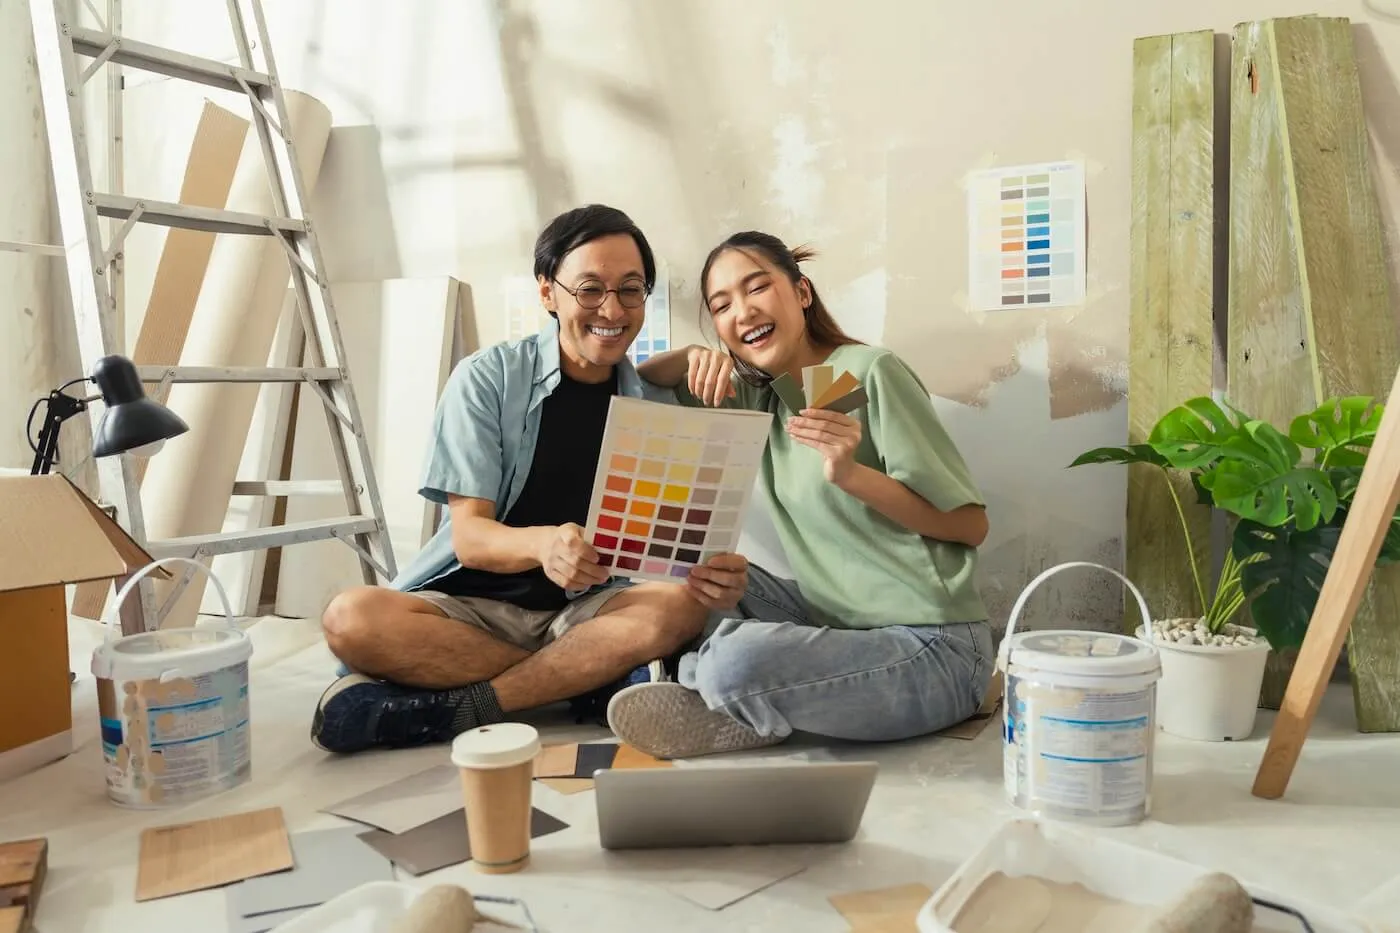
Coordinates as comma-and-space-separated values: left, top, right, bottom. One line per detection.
311, 205, 747, 754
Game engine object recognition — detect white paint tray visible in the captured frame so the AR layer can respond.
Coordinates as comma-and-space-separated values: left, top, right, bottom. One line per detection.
275, 881, 537, 933
916, 818, 1379, 933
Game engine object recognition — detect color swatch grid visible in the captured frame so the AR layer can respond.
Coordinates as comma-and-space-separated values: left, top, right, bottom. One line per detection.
584, 397, 772, 582
501, 275, 548, 343
967, 160, 1086, 312
628, 265, 671, 365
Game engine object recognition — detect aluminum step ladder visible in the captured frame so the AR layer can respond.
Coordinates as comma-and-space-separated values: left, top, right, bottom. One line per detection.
27, 0, 396, 632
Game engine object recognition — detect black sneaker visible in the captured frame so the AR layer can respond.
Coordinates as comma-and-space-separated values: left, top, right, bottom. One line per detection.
311, 674, 481, 754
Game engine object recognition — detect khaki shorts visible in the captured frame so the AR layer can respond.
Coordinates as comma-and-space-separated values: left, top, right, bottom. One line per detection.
409, 583, 631, 653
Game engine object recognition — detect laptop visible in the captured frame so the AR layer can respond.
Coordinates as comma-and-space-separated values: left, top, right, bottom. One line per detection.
594, 760, 879, 850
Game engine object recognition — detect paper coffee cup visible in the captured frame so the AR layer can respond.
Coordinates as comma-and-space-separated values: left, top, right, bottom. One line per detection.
451, 723, 542, 874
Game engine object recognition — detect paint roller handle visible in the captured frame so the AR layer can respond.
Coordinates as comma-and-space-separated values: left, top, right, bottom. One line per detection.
997, 560, 1156, 669
102, 556, 236, 639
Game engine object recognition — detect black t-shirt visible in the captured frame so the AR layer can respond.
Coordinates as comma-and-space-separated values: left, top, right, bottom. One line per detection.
434, 369, 617, 611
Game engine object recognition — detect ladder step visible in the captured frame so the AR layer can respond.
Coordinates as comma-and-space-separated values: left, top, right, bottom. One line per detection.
232, 480, 349, 496
0, 238, 65, 257
136, 365, 341, 384
91, 193, 307, 237
146, 516, 382, 559
67, 26, 274, 95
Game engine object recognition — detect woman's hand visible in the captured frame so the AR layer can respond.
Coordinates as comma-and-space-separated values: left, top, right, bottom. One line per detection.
686, 346, 736, 407
685, 553, 748, 609
786, 408, 862, 485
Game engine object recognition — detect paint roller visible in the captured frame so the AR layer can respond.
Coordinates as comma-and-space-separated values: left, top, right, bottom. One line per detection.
389, 884, 541, 933
1141, 871, 1318, 933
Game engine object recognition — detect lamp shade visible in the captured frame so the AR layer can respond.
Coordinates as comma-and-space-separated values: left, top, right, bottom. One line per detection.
90, 355, 189, 458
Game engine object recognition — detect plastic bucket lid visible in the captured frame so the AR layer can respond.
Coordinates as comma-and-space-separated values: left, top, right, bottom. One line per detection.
451, 723, 541, 769
1007, 629, 1161, 679
91, 625, 252, 681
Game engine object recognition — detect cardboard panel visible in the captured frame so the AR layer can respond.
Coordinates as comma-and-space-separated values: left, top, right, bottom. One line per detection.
0, 589, 70, 754
0, 477, 133, 592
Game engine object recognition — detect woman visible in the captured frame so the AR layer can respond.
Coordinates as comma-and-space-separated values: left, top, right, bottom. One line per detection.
607, 230, 995, 759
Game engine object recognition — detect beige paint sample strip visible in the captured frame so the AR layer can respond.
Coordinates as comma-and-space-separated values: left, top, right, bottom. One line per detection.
813, 371, 858, 410
70, 100, 250, 622
1230, 17, 1400, 729
802, 364, 833, 408
140, 90, 333, 629
136, 807, 293, 902
1125, 31, 1214, 633
829, 882, 933, 931
272, 277, 468, 618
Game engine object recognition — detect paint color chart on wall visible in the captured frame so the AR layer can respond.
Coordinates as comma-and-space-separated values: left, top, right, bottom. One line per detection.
967, 160, 1086, 312
628, 265, 671, 365
584, 397, 772, 582
502, 275, 549, 343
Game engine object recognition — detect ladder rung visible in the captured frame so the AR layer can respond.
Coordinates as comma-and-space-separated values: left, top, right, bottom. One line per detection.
0, 238, 65, 257
136, 365, 341, 384
146, 516, 382, 559
91, 193, 307, 237
67, 26, 274, 95
232, 480, 348, 497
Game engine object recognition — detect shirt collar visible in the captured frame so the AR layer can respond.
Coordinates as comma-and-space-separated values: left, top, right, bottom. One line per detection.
532, 318, 646, 398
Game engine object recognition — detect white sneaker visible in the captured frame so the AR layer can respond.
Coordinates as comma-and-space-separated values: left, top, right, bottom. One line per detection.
606, 682, 783, 760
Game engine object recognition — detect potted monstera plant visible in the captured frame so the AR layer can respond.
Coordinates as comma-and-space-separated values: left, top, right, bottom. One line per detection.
1070, 394, 1399, 742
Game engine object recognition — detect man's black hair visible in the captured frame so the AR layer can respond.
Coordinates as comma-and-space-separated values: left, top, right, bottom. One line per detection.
532, 204, 657, 291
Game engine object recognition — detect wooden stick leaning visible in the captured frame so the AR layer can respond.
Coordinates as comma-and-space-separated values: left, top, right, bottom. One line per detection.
1252, 365, 1400, 799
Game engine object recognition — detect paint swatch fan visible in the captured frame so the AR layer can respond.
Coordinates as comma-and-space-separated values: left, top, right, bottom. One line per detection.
584, 398, 771, 581
768, 363, 867, 414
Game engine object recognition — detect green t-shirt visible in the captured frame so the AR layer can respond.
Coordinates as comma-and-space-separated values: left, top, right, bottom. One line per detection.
675, 343, 988, 629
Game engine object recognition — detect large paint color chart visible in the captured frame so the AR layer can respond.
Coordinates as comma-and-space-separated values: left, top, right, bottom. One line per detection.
628, 265, 671, 365
967, 160, 1086, 312
584, 397, 771, 582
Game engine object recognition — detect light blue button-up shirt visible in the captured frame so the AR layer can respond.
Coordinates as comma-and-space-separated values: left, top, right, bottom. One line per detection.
391, 320, 672, 595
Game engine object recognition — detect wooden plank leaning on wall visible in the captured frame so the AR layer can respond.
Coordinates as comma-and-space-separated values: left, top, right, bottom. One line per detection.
1127, 31, 1215, 635
1229, 15, 1400, 731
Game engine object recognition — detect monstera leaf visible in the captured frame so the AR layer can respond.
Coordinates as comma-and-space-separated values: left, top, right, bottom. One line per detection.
1147, 397, 1251, 470
1199, 420, 1338, 531
1068, 444, 1169, 469
1289, 396, 1382, 467
1234, 519, 1342, 650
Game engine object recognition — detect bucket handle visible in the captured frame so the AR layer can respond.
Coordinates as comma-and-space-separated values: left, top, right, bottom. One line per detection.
102, 556, 235, 640
998, 560, 1155, 670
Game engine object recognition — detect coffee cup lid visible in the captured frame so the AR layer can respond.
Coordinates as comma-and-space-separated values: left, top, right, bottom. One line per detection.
451, 722, 542, 769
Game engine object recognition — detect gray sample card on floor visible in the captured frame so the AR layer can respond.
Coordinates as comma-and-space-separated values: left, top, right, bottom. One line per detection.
225, 826, 395, 927
358, 808, 569, 876
321, 764, 462, 834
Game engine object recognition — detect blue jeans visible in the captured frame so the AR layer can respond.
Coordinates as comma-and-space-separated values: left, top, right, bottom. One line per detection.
677, 564, 994, 741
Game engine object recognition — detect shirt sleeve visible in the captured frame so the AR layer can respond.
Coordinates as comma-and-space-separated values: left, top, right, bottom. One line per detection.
864, 351, 985, 511
418, 350, 506, 506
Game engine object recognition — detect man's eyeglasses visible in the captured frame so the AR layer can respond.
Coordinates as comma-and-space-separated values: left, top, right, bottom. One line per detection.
554, 279, 649, 310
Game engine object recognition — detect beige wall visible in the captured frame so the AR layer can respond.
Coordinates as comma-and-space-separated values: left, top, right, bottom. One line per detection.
11, 0, 1400, 627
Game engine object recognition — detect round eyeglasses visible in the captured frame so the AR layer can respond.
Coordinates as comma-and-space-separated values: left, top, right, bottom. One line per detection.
554, 279, 650, 310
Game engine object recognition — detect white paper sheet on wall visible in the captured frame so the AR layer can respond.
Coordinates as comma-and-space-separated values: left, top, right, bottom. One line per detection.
629, 264, 671, 365
967, 160, 1086, 312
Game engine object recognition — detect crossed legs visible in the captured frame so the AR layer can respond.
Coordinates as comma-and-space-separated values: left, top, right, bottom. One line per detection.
312, 584, 707, 752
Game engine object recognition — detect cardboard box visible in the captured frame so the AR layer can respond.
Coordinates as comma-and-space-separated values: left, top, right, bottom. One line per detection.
0, 475, 159, 783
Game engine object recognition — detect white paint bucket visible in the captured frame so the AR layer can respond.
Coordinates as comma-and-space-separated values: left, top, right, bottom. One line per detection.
1135, 623, 1272, 741
999, 562, 1162, 827
90, 557, 253, 808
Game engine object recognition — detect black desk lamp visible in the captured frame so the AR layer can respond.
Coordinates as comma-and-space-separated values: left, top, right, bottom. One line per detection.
28, 354, 189, 475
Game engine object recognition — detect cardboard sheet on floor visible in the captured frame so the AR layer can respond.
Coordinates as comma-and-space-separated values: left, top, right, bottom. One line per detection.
321, 764, 461, 835
829, 883, 935, 931
226, 826, 393, 925
0, 906, 21, 933
135, 807, 294, 902
357, 808, 568, 876
532, 742, 673, 794
936, 671, 1003, 740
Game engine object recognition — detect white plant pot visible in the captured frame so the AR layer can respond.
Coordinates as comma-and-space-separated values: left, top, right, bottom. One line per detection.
1135, 623, 1271, 741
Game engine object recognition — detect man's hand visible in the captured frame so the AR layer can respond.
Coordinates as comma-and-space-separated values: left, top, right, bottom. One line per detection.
538, 523, 609, 590
685, 553, 749, 610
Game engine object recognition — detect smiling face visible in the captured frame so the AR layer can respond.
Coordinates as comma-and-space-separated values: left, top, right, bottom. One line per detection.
542, 233, 648, 382
703, 247, 814, 378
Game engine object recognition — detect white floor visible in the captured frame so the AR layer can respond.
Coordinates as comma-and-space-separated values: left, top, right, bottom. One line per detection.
2, 615, 1399, 932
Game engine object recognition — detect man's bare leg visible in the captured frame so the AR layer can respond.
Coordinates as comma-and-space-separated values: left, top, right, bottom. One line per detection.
321, 586, 529, 688
492, 583, 707, 712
